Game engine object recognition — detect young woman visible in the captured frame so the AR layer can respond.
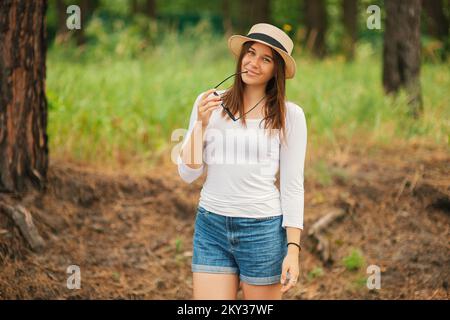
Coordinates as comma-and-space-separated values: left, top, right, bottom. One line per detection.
177, 23, 307, 300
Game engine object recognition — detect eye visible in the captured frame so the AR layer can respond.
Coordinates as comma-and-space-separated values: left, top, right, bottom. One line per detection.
264, 58, 271, 63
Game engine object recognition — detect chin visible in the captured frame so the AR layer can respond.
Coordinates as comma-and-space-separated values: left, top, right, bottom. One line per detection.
242, 74, 263, 84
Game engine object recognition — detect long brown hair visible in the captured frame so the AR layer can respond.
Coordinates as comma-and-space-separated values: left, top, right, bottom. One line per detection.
220, 41, 288, 146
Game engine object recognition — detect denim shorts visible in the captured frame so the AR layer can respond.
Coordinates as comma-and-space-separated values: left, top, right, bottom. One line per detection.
191, 205, 288, 285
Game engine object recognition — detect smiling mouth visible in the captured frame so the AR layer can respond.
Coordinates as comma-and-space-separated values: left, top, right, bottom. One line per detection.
245, 70, 260, 76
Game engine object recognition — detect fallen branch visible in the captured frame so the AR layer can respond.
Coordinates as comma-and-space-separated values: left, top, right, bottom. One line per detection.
307, 208, 347, 264
0, 202, 45, 252
33, 208, 67, 233
394, 164, 424, 203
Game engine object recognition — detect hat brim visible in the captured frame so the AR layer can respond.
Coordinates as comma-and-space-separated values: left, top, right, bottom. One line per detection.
228, 35, 296, 79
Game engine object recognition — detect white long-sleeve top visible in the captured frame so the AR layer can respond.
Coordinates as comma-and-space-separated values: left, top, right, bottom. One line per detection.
177, 90, 307, 229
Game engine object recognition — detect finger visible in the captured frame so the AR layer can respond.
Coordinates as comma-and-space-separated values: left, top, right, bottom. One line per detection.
280, 265, 289, 286
281, 281, 294, 293
201, 101, 221, 112
203, 88, 216, 97
283, 273, 299, 292
204, 96, 222, 103
200, 101, 222, 112
199, 96, 221, 110
281, 277, 294, 292
201, 89, 218, 101
281, 280, 292, 293
202, 105, 221, 117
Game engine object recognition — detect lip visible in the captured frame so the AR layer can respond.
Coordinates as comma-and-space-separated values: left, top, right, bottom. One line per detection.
244, 69, 260, 77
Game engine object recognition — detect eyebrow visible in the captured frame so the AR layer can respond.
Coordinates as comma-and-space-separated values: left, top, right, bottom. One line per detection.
249, 46, 273, 59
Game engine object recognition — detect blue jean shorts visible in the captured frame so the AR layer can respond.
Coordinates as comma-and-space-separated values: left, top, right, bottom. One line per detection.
191, 205, 288, 285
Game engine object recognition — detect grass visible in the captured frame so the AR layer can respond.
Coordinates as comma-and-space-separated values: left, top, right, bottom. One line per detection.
307, 267, 324, 281
342, 248, 365, 271
175, 237, 183, 254
46, 21, 450, 169
352, 275, 369, 290
308, 159, 351, 187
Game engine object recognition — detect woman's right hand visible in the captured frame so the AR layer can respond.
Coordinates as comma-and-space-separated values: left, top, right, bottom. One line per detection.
197, 89, 222, 128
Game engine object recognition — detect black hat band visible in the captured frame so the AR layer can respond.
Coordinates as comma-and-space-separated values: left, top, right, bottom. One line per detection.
246, 33, 288, 54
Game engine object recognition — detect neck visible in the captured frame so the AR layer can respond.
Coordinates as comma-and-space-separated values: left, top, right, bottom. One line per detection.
243, 84, 266, 108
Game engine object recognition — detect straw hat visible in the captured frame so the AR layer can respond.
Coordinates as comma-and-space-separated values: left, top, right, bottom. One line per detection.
228, 23, 297, 79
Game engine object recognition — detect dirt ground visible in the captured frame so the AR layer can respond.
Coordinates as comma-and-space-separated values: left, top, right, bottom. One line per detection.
0, 141, 449, 299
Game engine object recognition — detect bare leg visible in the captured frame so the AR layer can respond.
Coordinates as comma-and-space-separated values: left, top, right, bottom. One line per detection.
241, 282, 283, 300
192, 272, 240, 300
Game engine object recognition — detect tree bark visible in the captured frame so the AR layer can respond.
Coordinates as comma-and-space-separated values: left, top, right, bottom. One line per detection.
0, 0, 49, 193
73, 0, 98, 46
145, 0, 156, 19
422, 0, 449, 60
383, 0, 423, 118
222, 0, 233, 38
131, 0, 140, 15
422, 0, 449, 38
239, 0, 271, 33
0, 202, 45, 252
55, 0, 67, 36
342, 0, 358, 60
305, 0, 327, 58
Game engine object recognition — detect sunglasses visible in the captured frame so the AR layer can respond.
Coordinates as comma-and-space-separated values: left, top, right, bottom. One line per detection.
213, 70, 262, 122
213, 71, 248, 121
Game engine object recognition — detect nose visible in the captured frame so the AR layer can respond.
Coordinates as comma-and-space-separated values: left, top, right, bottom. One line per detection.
246, 58, 260, 70
247, 53, 260, 65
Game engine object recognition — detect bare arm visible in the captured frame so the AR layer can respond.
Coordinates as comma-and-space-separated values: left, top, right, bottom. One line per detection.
177, 89, 222, 182
286, 227, 302, 255
179, 120, 208, 169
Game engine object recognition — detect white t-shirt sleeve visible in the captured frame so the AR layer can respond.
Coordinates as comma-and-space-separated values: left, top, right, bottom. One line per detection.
280, 103, 307, 230
177, 92, 205, 184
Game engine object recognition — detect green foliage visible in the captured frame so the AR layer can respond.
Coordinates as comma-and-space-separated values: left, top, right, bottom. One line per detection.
307, 267, 324, 281
353, 275, 368, 288
175, 237, 183, 254
310, 160, 333, 187
309, 159, 349, 187
342, 249, 365, 271
271, 0, 303, 35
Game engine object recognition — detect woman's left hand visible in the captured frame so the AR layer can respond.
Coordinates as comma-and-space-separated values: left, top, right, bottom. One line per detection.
280, 253, 299, 293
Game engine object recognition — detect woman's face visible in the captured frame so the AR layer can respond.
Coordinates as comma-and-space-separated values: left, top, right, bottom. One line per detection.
241, 42, 275, 86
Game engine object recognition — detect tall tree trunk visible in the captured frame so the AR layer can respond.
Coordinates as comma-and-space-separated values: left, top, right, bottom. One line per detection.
239, 0, 270, 33
55, 0, 67, 36
145, 0, 156, 19
383, 0, 423, 118
222, 0, 233, 38
131, 0, 140, 15
0, 0, 49, 193
305, 0, 327, 58
422, 0, 449, 60
74, 0, 98, 46
342, 0, 357, 61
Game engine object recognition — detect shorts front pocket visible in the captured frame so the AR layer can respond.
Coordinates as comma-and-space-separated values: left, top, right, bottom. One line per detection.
197, 206, 208, 215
